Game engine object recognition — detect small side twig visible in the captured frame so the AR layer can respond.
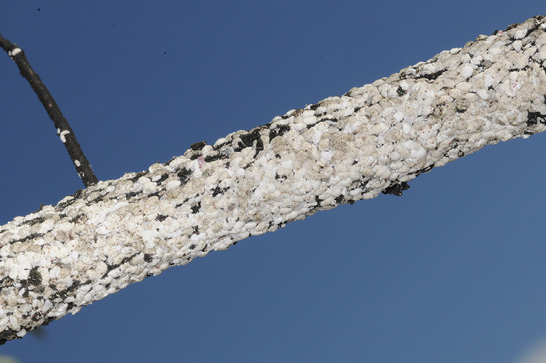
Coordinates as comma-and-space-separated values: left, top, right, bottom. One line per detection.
0, 33, 98, 187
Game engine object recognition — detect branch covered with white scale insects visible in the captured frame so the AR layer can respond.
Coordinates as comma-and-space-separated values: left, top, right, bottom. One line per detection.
1, 15, 546, 344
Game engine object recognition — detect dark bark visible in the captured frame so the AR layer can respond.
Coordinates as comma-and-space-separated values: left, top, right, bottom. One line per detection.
0, 33, 98, 187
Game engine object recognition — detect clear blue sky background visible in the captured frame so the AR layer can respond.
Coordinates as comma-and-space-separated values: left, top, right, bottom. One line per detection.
1, 2, 546, 362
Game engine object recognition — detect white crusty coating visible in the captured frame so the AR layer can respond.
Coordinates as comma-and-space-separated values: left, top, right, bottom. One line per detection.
1, 16, 546, 343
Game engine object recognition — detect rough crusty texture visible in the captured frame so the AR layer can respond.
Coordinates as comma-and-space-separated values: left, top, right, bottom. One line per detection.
1, 16, 546, 344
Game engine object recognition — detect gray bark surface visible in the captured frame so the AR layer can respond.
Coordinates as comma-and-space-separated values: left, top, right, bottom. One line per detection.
1, 15, 546, 343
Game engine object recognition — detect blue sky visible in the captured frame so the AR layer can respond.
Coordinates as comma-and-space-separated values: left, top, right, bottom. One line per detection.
1, 1, 546, 362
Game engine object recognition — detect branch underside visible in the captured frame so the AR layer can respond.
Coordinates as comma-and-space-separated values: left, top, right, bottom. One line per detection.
1, 15, 546, 343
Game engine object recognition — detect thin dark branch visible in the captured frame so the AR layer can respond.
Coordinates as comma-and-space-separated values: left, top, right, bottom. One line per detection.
0, 33, 98, 187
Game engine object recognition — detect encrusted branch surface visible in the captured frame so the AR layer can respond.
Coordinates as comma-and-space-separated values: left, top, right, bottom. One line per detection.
2, 16, 546, 344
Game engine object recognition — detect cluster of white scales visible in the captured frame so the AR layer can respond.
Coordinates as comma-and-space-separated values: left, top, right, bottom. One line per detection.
1, 15, 546, 343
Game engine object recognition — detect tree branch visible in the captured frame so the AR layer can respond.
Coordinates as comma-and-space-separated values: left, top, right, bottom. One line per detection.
0, 33, 98, 187
1, 15, 546, 344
